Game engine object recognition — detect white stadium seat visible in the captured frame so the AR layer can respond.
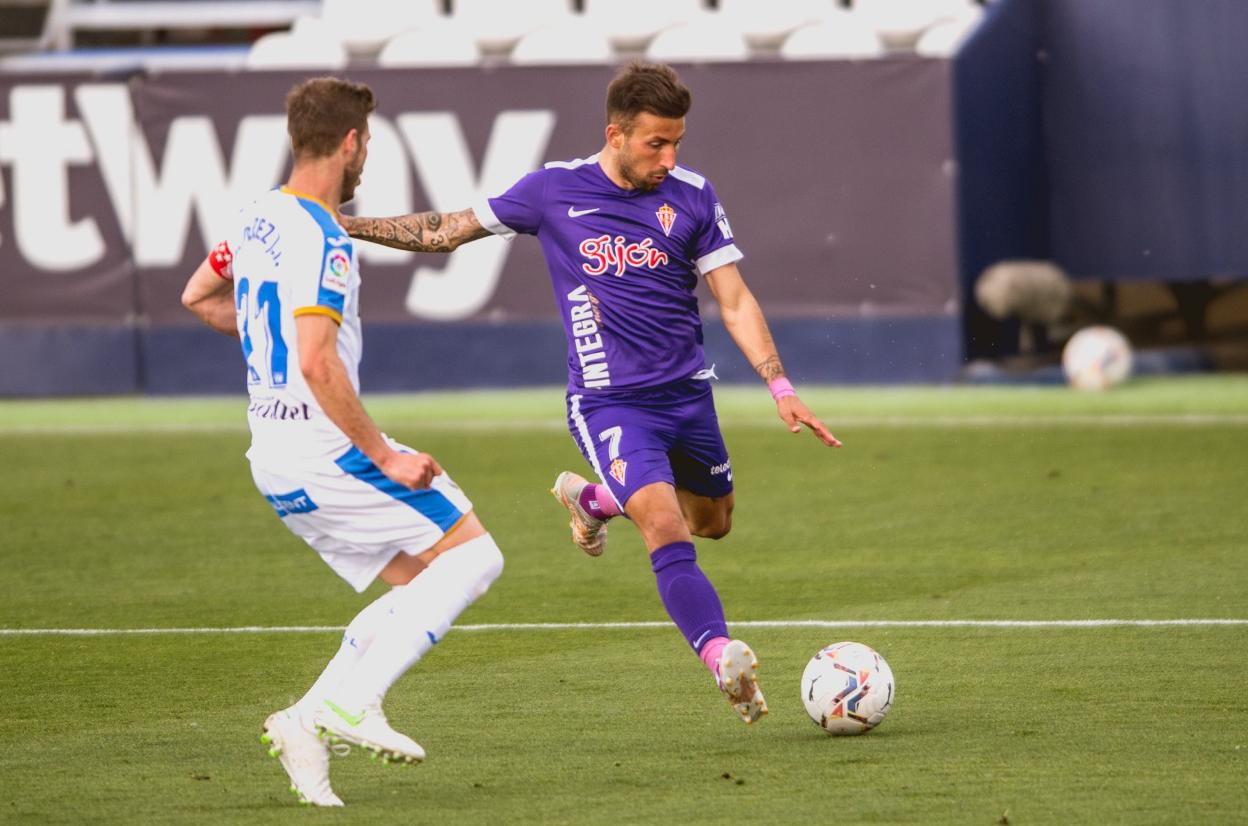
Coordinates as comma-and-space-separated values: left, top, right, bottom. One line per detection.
450, 0, 574, 54
779, 11, 886, 60
245, 30, 349, 70
716, 0, 836, 49
582, 0, 703, 51
318, 0, 444, 57
851, 0, 975, 50
377, 24, 482, 67
509, 20, 614, 66
914, 7, 985, 57
645, 16, 751, 63
40, 0, 320, 52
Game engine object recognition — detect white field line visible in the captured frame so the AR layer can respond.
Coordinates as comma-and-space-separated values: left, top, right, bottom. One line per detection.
2, 414, 1248, 436
2, 619, 1246, 637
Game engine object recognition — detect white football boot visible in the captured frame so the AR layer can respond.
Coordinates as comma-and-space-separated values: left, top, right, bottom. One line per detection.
313, 700, 426, 764
550, 471, 608, 556
717, 640, 768, 725
260, 707, 344, 807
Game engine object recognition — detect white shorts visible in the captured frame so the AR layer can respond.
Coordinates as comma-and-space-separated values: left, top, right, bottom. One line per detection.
249, 439, 474, 593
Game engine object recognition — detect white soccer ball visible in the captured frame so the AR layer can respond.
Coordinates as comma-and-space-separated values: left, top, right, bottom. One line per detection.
800, 641, 895, 735
1062, 325, 1133, 390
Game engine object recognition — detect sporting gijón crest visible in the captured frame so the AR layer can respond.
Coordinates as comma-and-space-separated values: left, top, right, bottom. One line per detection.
609, 457, 627, 485
655, 203, 677, 237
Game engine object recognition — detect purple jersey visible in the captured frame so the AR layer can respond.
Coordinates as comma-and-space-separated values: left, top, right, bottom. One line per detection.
474, 154, 743, 392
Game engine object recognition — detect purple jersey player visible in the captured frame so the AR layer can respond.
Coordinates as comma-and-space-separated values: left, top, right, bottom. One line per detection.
341, 63, 840, 726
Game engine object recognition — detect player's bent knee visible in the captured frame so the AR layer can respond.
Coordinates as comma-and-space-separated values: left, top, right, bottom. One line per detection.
686, 499, 733, 539
435, 533, 504, 600
692, 513, 732, 540
380, 514, 498, 587
383, 534, 504, 637
435, 511, 487, 552
643, 514, 695, 548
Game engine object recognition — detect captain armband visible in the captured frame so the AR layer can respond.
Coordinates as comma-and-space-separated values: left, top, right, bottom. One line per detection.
208, 240, 234, 280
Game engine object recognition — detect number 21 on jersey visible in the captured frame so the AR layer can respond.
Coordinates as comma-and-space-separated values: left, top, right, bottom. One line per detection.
236, 277, 289, 388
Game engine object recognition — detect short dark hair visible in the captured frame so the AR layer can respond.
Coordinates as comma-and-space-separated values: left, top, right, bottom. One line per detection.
606, 62, 692, 132
285, 77, 376, 159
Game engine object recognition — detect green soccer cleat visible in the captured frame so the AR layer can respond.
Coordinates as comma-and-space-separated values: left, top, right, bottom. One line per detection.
313, 700, 426, 765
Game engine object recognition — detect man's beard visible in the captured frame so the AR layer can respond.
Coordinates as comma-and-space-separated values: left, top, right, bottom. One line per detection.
340, 149, 364, 203
340, 166, 361, 204
619, 154, 661, 192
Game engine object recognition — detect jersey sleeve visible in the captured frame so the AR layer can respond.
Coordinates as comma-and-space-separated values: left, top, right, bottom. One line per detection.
473, 169, 547, 239
290, 211, 353, 325
690, 181, 744, 276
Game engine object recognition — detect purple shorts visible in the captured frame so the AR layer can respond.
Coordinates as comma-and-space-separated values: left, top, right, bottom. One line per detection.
566, 378, 733, 509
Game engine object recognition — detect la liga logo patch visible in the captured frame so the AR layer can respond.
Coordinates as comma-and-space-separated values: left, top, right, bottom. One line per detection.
322, 249, 350, 293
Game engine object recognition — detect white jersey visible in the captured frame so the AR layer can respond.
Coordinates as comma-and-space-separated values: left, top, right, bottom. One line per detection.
216, 186, 475, 593
222, 186, 362, 470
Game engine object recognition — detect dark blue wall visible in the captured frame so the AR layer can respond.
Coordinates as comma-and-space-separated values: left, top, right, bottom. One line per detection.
129, 316, 961, 397
0, 325, 140, 396
954, 0, 1047, 359
1042, 0, 1248, 281
954, 0, 1248, 358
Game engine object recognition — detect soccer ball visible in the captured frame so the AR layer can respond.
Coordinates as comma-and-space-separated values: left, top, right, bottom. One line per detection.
800, 641, 895, 735
1062, 325, 1133, 390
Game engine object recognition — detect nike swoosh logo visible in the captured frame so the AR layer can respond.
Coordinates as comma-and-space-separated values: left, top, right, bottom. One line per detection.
567, 207, 600, 217
693, 629, 713, 650
324, 699, 365, 727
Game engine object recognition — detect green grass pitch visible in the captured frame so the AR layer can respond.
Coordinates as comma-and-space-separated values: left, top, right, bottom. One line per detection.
1, 378, 1246, 824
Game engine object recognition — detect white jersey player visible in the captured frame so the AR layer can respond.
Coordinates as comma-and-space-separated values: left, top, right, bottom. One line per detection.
222, 184, 475, 591
181, 78, 503, 807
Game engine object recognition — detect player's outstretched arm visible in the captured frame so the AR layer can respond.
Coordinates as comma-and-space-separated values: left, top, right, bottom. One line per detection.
705, 263, 841, 447
297, 313, 442, 489
338, 208, 490, 253
181, 251, 239, 338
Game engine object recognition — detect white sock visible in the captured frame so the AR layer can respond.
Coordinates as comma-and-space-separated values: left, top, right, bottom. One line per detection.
331, 533, 504, 712
293, 586, 403, 720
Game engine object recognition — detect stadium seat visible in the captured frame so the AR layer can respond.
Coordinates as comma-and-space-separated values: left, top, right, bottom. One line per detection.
0, 0, 55, 55
245, 30, 349, 70
450, 0, 574, 55
914, 7, 985, 57
779, 11, 885, 59
851, 0, 974, 49
509, 19, 613, 66
582, 0, 704, 51
318, 0, 443, 57
289, 15, 348, 45
715, 0, 835, 49
377, 24, 482, 67
645, 15, 751, 63
38, 0, 319, 52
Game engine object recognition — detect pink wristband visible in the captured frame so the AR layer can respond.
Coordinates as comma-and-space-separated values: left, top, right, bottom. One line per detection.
768, 377, 796, 401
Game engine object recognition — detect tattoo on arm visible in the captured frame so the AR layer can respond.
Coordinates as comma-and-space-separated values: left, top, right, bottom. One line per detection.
753, 355, 785, 382
341, 208, 488, 252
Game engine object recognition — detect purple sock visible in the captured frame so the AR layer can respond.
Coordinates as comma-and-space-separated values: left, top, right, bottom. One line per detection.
578, 483, 621, 519
650, 542, 729, 654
